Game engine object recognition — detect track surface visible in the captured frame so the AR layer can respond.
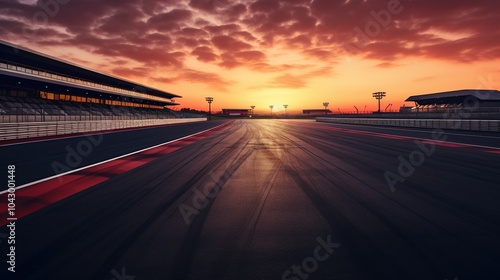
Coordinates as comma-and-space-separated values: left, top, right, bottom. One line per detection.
0, 120, 227, 187
1, 119, 500, 280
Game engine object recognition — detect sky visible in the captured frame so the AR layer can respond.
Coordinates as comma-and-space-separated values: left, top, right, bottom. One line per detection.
1, 0, 499, 113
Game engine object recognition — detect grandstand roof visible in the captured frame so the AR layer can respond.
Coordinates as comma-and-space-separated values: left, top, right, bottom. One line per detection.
0, 40, 181, 102
406, 89, 500, 104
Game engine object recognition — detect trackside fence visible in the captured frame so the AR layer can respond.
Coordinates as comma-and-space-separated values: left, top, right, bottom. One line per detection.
316, 117, 500, 133
0, 118, 206, 140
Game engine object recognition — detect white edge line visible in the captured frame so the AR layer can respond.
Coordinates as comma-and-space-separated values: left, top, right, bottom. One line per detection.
329, 122, 500, 139
0, 122, 229, 195
315, 123, 500, 151
377, 131, 500, 150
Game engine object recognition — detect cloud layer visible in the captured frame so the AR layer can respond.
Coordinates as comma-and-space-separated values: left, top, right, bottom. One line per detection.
1, 0, 499, 91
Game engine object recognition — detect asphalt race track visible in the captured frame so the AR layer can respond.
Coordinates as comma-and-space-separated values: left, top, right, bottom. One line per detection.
1, 119, 500, 280
0, 120, 227, 187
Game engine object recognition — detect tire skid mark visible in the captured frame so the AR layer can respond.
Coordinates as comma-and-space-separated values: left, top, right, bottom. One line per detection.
221, 128, 286, 279
279, 123, 499, 278
260, 124, 448, 278
170, 122, 257, 279
179, 121, 294, 280
263, 127, 400, 278
293, 127, 500, 238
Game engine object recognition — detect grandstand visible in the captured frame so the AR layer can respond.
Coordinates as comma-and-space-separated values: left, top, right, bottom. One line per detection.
0, 40, 204, 123
405, 89, 500, 114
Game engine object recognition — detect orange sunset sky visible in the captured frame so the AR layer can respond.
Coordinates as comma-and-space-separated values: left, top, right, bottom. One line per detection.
1, 0, 499, 113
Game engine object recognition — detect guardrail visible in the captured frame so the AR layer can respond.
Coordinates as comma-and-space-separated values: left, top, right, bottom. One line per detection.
0, 118, 206, 141
316, 117, 500, 133
321, 110, 500, 120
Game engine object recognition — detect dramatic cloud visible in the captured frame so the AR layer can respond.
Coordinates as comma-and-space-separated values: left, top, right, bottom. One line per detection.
178, 69, 233, 91
1, 0, 499, 109
191, 46, 219, 62
211, 35, 251, 52
254, 66, 333, 89
2, 0, 499, 65
147, 9, 193, 31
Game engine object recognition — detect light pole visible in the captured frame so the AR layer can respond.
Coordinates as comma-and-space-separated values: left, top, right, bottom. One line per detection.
283, 104, 288, 116
269, 105, 274, 117
41, 91, 47, 122
322, 102, 329, 115
205, 97, 214, 120
372, 92, 386, 113
250, 105, 255, 117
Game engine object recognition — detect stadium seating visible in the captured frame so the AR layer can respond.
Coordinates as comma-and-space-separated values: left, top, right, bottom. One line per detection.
0, 95, 203, 122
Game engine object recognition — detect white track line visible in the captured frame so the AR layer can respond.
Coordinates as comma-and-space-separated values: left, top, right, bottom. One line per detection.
314, 123, 500, 151
330, 123, 500, 139
0, 123, 228, 195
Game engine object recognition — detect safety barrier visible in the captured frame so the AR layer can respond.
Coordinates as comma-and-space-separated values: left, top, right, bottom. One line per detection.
316, 118, 500, 133
0, 118, 206, 140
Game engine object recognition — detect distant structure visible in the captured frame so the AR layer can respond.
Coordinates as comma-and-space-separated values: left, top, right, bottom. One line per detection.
205, 97, 213, 121
372, 92, 386, 113
221, 109, 251, 116
303, 109, 332, 115
399, 106, 413, 113
322, 102, 329, 115
405, 89, 500, 113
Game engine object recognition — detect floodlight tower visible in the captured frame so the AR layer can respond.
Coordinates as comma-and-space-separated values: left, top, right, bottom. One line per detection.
372, 92, 386, 113
323, 102, 329, 114
205, 97, 214, 120
269, 105, 274, 116
250, 105, 255, 116
283, 104, 288, 116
